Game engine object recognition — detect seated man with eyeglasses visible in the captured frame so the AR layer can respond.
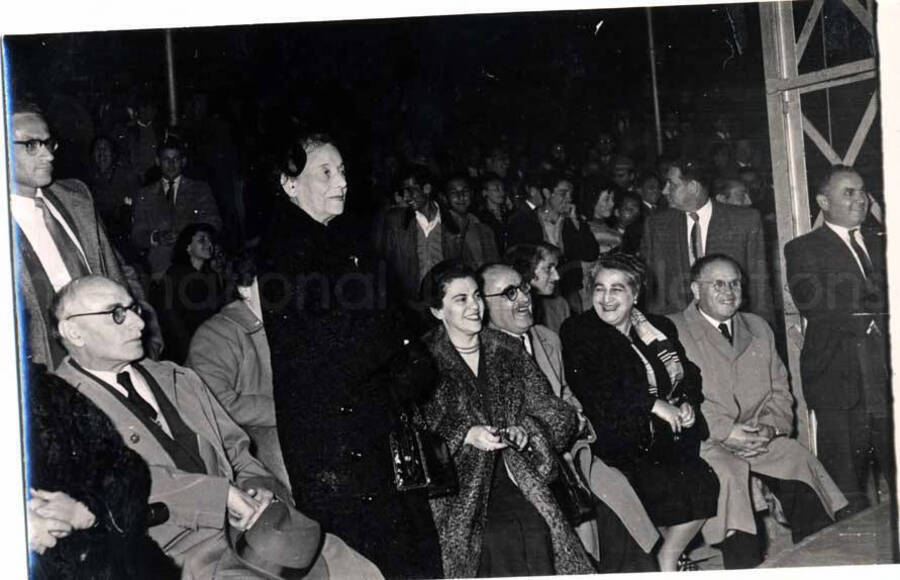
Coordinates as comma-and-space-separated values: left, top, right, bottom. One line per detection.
50, 275, 381, 578
479, 263, 660, 573
668, 254, 847, 569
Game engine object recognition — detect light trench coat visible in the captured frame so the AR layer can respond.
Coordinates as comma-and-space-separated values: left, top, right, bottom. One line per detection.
669, 305, 847, 544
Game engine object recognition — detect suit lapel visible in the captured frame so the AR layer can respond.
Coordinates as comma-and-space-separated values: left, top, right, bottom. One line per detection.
670, 211, 691, 269
530, 328, 563, 397
819, 226, 867, 281
59, 360, 177, 468
862, 228, 886, 273
705, 202, 727, 255
731, 313, 753, 359
685, 304, 736, 361
43, 185, 94, 266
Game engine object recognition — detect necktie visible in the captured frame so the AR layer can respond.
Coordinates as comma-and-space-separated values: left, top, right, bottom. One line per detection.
521, 334, 534, 359
117, 371, 159, 422
33, 196, 90, 279
689, 212, 702, 263
718, 322, 733, 345
848, 229, 873, 278
165, 178, 176, 206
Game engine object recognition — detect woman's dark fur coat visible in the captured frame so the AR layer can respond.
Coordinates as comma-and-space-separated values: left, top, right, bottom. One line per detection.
27, 366, 178, 579
259, 194, 442, 579
422, 326, 595, 578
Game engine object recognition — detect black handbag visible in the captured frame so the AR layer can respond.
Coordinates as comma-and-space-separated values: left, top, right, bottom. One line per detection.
389, 403, 459, 498
548, 452, 596, 526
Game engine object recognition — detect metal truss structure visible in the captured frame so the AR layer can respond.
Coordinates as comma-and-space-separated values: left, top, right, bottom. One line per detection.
759, 0, 878, 448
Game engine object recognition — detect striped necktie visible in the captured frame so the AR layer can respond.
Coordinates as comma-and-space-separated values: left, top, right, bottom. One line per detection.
33, 196, 89, 279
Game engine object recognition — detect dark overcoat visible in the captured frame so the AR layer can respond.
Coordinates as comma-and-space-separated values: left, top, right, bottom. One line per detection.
28, 366, 179, 579
258, 193, 442, 579
421, 325, 595, 578
783, 224, 889, 410
560, 310, 707, 468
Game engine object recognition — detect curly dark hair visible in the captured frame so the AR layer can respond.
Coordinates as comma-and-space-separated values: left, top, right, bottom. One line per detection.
171, 223, 217, 267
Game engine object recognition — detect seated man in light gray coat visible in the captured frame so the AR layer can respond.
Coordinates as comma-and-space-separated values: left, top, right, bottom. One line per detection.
479, 263, 659, 573
187, 251, 291, 489
51, 275, 381, 578
669, 254, 847, 569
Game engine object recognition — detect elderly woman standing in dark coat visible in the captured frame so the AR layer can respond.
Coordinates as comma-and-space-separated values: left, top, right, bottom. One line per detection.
258, 132, 442, 579
420, 260, 595, 578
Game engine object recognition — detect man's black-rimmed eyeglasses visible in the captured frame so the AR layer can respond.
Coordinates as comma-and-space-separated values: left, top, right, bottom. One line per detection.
483, 282, 531, 302
66, 302, 142, 325
14, 138, 58, 156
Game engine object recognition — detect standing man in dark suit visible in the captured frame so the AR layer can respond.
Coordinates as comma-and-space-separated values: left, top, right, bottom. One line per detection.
506, 176, 544, 248
8, 101, 159, 367
131, 137, 222, 280
784, 165, 893, 515
641, 158, 773, 326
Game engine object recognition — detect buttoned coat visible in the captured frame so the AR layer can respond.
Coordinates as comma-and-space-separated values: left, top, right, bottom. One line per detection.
668, 305, 847, 544
641, 201, 774, 325
54, 357, 290, 578
529, 324, 659, 555
259, 193, 442, 579
131, 176, 222, 277
13, 179, 148, 367
783, 225, 888, 410
186, 299, 290, 489
421, 325, 594, 578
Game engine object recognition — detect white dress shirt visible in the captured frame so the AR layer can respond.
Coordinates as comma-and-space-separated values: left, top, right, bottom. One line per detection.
685, 199, 713, 263
88, 364, 172, 437
161, 175, 182, 205
10, 189, 91, 291
824, 221, 871, 277
497, 327, 534, 356
698, 306, 732, 337
415, 205, 441, 238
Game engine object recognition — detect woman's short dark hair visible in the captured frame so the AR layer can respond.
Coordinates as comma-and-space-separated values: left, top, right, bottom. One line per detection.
278, 132, 334, 178
503, 243, 561, 284
172, 223, 217, 266
420, 259, 476, 310
588, 252, 647, 295
578, 176, 617, 219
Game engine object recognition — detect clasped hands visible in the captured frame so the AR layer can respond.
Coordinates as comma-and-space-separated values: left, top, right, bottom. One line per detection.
226, 485, 275, 531
651, 400, 696, 434
722, 422, 777, 458
28, 489, 96, 555
465, 425, 529, 452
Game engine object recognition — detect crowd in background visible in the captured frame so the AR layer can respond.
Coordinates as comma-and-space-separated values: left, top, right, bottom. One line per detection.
15, 81, 892, 579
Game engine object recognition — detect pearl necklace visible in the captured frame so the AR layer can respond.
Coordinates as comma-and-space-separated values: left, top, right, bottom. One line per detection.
452, 341, 480, 355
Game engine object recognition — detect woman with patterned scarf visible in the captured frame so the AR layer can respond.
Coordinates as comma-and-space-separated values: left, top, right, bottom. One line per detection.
560, 253, 719, 571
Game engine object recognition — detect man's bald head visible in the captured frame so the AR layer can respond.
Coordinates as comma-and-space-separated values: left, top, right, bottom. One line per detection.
53, 275, 145, 371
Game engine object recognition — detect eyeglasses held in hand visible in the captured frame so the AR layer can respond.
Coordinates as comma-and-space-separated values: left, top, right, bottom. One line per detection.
66, 302, 143, 325
483, 282, 531, 302
14, 138, 58, 156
